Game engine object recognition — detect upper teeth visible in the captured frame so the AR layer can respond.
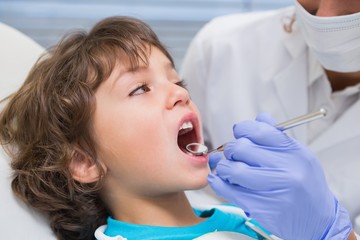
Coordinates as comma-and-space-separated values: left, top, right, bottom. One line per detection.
180, 121, 193, 131
179, 121, 193, 135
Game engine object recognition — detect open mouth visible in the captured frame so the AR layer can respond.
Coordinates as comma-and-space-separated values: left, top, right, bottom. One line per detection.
177, 121, 198, 154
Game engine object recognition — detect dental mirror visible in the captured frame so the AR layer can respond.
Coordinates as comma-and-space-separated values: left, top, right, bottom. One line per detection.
186, 108, 327, 156
186, 143, 209, 156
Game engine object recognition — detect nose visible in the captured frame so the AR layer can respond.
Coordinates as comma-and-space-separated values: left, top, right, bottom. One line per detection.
166, 82, 190, 109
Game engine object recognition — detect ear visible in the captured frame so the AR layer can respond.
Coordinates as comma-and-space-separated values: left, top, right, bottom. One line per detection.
69, 147, 105, 184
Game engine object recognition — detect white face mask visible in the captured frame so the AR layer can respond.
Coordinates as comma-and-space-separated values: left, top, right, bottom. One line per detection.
295, 1, 360, 73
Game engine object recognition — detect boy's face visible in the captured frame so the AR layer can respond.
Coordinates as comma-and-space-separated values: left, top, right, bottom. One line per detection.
92, 47, 210, 198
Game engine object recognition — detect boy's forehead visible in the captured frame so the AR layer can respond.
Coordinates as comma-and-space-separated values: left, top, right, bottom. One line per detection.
119, 47, 174, 73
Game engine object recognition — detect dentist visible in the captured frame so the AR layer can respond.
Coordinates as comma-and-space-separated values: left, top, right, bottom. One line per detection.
181, 0, 360, 238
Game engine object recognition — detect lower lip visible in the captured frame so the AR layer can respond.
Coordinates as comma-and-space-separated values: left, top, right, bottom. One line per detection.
181, 150, 208, 165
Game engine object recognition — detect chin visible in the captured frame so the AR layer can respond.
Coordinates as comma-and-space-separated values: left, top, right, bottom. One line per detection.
187, 173, 210, 190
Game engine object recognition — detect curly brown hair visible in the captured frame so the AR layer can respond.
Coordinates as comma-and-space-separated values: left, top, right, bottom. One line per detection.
0, 16, 173, 240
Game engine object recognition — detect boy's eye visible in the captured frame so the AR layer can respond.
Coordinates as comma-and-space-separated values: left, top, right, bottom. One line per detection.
130, 84, 151, 96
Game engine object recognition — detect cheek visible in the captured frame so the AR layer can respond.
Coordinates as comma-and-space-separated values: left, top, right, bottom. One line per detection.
93, 108, 165, 166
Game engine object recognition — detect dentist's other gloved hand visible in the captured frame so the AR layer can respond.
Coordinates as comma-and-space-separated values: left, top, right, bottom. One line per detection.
208, 113, 352, 240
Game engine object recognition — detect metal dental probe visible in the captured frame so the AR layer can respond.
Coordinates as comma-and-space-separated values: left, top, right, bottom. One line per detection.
186, 108, 327, 156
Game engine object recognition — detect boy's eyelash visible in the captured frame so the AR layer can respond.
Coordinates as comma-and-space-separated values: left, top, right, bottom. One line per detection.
129, 80, 187, 96
129, 82, 150, 96
176, 80, 188, 90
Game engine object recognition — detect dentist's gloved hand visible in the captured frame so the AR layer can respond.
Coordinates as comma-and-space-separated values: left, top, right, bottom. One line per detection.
208, 113, 352, 240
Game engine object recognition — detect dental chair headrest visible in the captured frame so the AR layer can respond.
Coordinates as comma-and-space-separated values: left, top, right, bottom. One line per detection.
0, 22, 56, 239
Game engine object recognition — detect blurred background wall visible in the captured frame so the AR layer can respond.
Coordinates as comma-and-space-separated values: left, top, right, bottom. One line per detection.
0, 0, 293, 68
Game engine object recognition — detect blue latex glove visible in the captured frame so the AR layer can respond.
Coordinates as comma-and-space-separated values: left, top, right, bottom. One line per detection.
208, 113, 352, 240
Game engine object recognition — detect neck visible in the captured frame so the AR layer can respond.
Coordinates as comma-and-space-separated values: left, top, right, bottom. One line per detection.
325, 69, 360, 92
104, 191, 204, 227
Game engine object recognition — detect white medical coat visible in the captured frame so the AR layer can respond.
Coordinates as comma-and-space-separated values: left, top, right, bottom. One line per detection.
180, 6, 360, 231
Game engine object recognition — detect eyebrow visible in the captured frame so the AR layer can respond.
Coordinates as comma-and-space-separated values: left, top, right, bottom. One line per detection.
165, 61, 176, 71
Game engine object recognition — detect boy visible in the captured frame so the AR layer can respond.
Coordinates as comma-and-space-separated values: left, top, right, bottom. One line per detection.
0, 16, 272, 239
